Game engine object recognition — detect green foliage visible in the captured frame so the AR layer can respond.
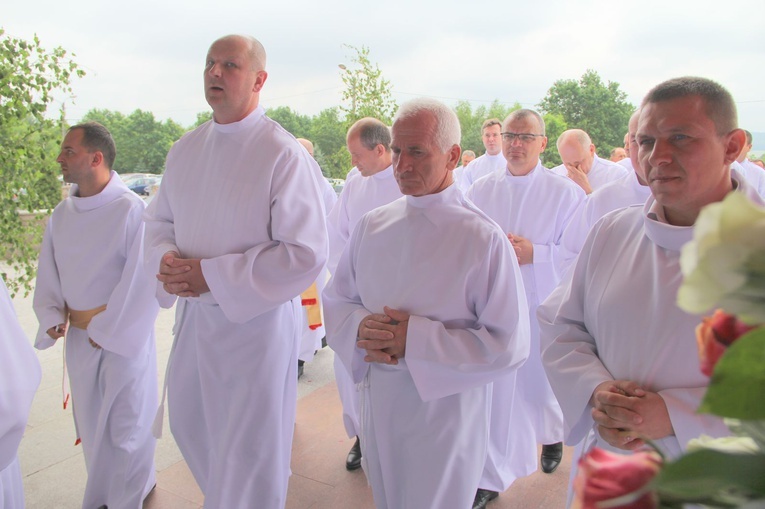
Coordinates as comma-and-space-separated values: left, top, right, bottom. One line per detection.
538, 69, 634, 158
454, 99, 521, 157
266, 106, 312, 139
339, 45, 396, 126
192, 111, 212, 128
0, 29, 84, 295
82, 108, 184, 174
541, 113, 568, 168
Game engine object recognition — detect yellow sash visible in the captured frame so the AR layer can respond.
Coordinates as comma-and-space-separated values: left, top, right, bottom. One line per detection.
67, 304, 107, 330
300, 283, 322, 330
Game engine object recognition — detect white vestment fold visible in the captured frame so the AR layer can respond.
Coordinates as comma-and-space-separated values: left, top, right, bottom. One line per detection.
325, 184, 530, 508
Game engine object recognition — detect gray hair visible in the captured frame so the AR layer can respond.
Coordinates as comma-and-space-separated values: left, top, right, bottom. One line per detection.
504, 109, 546, 136
641, 76, 737, 135
556, 129, 591, 151
347, 117, 391, 151
393, 98, 461, 152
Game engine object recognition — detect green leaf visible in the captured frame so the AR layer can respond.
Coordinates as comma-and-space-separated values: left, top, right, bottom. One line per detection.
654, 449, 765, 505
700, 328, 765, 419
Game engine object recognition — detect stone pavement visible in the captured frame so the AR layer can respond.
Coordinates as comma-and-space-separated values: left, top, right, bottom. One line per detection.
10, 290, 570, 508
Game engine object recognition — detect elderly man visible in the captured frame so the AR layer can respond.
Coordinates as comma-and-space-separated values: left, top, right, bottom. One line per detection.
467, 109, 584, 507
144, 35, 327, 507
460, 119, 506, 189
324, 98, 530, 509
1, 278, 41, 508
34, 122, 159, 509
609, 147, 627, 162
560, 111, 652, 267
552, 129, 628, 194
538, 77, 761, 503
325, 117, 402, 471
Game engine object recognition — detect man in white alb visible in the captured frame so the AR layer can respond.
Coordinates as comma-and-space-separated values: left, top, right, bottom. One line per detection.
34, 122, 159, 509
325, 116, 401, 471
144, 35, 327, 508
467, 109, 584, 508
1, 278, 41, 508
458, 119, 506, 190
539, 76, 761, 503
552, 129, 628, 194
733, 129, 765, 196
324, 98, 530, 509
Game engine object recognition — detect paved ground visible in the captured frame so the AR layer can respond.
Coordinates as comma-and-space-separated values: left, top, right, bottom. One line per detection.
10, 288, 570, 508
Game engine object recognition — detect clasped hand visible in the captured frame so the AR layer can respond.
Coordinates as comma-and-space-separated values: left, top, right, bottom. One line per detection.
156, 251, 210, 297
357, 306, 410, 365
590, 380, 674, 450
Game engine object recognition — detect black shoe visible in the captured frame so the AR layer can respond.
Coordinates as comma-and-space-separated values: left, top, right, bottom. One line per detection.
297, 360, 305, 379
472, 488, 499, 509
321, 336, 328, 348
346, 436, 362, 470
541, 442, 563, 473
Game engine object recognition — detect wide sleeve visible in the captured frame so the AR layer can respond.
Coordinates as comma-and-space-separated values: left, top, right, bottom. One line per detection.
88, 203, 159, 357
143, 152, 181, 310
659, 387, 730, 451
200, 152, 328, 324
0, 278, 41, 470
323, 219, 372, 384
405, 231, 531, 402
538, 223, 615, 446
32, 217, 66, 349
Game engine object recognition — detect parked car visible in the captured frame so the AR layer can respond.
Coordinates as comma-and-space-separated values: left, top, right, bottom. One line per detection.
127, 175, 161, 196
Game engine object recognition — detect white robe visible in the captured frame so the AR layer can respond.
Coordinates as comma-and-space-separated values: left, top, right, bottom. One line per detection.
550, 154, 628, 192
324, 164, 402, 438
732, 160, 765, 197
33, 172, 159, 509
467, 163, 585, 490
460, 152, 506, 190
537, 174, 762, 501
143, 106, 328, 509
324, 184, 530, 509
560, 167, 652, 270
0, 279, 41, 509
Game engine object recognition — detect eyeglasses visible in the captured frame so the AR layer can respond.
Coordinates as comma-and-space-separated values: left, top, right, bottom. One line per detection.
501, 132, 544, 143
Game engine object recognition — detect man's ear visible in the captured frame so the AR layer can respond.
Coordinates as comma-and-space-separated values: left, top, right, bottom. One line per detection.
724, 129, 746, 165
253, 70, 268, 93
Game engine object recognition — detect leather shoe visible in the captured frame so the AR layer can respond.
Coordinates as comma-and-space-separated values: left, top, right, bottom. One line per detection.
541, 442, 563, 473
297, 360, 305, 379
472, 488, 498, 509
346, 436, 362, 470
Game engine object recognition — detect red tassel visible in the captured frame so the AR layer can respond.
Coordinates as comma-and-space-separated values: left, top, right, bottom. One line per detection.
63, 394, 70, 410
302, 298, 317, 306
74, 438, 81, 446
309, 323, 322, 330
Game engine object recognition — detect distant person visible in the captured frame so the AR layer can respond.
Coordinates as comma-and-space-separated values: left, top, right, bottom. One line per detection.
453, 149, 476, 190
560, 111, 652, 267
753, 159, 765, 169
34, 122, 159, 509
458, 119, 506, 190
551, 129, 628, 194
325, 97, 530, 509
1, 277, 41, 508
325, 117, 401, 472
467, 109, 584, 508
296, 137, 337, 378
609, 147, 627, 162
144, 34, 327, 507
539, 76, 761, 505
733, 129, 765, 196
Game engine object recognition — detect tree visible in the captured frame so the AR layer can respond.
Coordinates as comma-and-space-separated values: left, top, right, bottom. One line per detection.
339, 45, 396, 126
266, 106, 312, 139
538, 70, 634, 157
0, 29, 84, 295
309, 107, 349, 178
540, 113, 568, 168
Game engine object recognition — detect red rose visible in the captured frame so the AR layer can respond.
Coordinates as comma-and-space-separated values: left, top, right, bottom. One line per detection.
696, 310, 757, 377
572, 448, 662, 509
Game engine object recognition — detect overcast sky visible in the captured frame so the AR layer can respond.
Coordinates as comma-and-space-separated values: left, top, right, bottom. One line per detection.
6, 0, 765, 133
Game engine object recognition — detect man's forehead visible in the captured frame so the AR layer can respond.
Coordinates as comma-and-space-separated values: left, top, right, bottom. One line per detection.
504, 117, 538, 132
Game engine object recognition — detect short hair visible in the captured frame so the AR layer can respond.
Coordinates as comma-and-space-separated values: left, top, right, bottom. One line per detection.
463, 150, 476, 158
213, 34, 267, 71
481, 118, 502, 132
641, 77, 737, 135
744, 129, 753, 145
347, 117, 391, 151
68, 122, 116, 169
556, 129, 591, 151
393, 98, 461, 152
504, 109, 546, 136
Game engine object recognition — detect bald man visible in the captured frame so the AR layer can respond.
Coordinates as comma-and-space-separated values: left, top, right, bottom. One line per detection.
552, 129, 628, 194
